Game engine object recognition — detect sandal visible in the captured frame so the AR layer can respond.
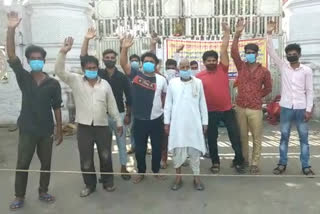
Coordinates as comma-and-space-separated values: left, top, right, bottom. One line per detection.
273, 164, 286, 175
302, 167, 315, 177
9, 199, 24, 210
39, 193, 55, 203
133, 175, 145, 184
210, 164, 220, 174
250, 165, 260, 175
160, 161, 168, 169
193, 180, 205, 191
171, 180, 183, 191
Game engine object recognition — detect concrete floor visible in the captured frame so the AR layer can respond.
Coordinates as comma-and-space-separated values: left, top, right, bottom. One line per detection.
0, 122, 320, 214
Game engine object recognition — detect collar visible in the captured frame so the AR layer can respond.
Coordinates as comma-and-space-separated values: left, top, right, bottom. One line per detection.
82, 76, 102, 83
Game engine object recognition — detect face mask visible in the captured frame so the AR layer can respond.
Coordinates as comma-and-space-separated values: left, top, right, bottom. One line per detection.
29, 60, 44, 71
191, 69, 199, 75
287, 55, 299, 63
179, 70, 192, 80
104, 60, 116, 69
131, 61, 140, 70
143, 62, 155, 73
245, 54, 256, 64
85, 70, 98, 79
205, 64, 217, 71
166, 69, 176, 75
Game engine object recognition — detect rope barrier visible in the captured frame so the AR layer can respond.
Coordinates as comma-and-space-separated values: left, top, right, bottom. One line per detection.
0, 168, 318, 178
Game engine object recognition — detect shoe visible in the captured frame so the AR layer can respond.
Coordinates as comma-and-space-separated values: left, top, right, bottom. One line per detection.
234, 164, 246, 174
80, 187, 95, 197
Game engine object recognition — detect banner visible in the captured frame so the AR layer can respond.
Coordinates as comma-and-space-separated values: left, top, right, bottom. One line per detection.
166, 38, 268, 78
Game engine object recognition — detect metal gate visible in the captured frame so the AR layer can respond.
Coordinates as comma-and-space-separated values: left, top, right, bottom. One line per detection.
93, 0, 283, 102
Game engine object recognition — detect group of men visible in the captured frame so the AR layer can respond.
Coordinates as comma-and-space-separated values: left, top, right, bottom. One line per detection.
5, 11, 314, 211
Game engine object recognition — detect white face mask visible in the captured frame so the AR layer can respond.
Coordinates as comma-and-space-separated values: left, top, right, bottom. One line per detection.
165, 69, 178, 81
191, 69, 199, 76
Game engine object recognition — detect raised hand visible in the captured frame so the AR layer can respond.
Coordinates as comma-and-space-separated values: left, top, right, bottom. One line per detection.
222, 22, 231, 33
235, 18, 245, 33
7, 11, 22, 29
151, 31, 160, 45
85, 27, 96, 40
267, 21, 276, 35
121, 34, 134, 49
60, 37, 74, 54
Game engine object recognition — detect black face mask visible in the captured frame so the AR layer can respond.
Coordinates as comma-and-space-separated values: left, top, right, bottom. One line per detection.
104, 60, 116, 69
287, 56, 299, 63
206, 64, 217, 71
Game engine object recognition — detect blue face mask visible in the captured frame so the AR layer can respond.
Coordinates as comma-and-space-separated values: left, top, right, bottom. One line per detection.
85, 70, 98, 79
143, 62, 155, 73
29, 60, 44, 71
245, 54, 256, 64
179, 70, 192, 80
131, 61, 140, 70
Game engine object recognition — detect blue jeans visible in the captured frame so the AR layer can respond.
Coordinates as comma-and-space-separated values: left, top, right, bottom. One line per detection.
279, 107, 310, 168
108, 113, 128, 166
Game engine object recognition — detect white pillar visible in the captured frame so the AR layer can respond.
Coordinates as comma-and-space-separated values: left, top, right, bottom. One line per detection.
25, 0, 92, 72
284, 0, 320, 119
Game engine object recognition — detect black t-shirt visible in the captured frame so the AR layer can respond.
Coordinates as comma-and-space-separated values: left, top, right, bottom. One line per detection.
8, 57, 62, 137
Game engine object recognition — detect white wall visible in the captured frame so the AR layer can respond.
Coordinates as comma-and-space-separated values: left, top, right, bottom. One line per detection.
0, 0, 92, 125
284, 0, 320, 119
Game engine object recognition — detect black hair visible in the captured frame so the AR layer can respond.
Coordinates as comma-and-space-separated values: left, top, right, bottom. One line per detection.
102, 49, 118, 57
165, 59, 177, 67
244, 43, 259, 53
130, 54, 140, 62
202, 50, 219, 61
285, 43, 301, 55
141, 52, 159, 65
80, 55, 99, 68
190, 60, 198, 66
25, 45, 47, 59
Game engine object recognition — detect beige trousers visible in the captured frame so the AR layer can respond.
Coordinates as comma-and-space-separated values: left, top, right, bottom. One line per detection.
235, 106, 263, 166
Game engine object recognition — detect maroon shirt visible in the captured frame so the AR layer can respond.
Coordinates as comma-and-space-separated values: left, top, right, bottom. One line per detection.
231, 40, 272, 110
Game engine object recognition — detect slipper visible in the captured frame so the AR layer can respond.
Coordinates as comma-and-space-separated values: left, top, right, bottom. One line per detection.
133, 175, 145, 184
193, 180, 205, 191
171, 181, 183, 191
9, 199, 24, 210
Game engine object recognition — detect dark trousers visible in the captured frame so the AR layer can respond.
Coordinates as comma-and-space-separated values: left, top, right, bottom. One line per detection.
77, 124, 113, 189
15, 132, 53, 197
134, 116, 164, 173
207, 109, 244, 165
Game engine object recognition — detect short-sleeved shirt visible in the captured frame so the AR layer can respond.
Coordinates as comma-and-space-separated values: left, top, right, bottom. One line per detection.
8, 57, 62, 137
131, 71, 167, 120
196, 63, 232, 112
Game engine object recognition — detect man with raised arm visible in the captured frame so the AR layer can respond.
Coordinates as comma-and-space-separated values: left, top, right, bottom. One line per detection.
120, 35, 167, 184
81, 28, 132, 180
231, 18, 272, 174
55, 37, 123, 197
7, 11, 63, 210
267, 21, 314, 176
196, 23, 245, 174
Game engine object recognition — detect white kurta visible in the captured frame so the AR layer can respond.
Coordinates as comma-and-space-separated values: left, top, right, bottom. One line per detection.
164, 77, 208, 154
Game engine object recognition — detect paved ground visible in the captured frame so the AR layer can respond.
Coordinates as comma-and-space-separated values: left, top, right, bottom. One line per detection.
0, 121, 320, 214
